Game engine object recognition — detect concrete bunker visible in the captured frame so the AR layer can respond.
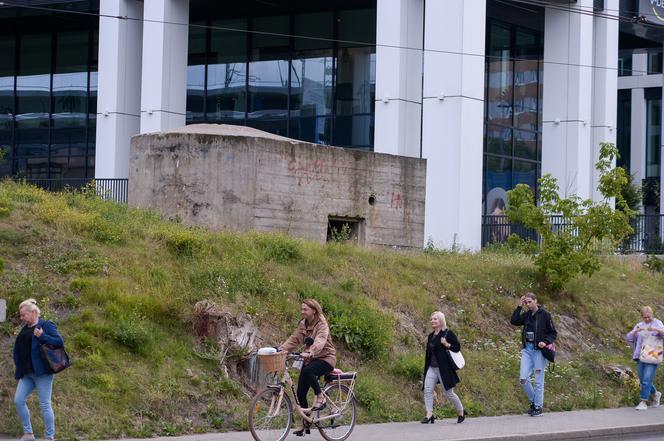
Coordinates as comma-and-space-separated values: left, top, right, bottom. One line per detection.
129, 124, 426, 249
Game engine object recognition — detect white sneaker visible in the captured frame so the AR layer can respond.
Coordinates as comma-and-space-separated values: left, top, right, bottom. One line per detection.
635, 401, 648, 411
653, 391, 662, 408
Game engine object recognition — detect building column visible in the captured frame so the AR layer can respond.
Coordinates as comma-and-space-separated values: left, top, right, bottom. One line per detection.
629, 51, 648, 193
590, 0, 619, 202
374, 0, 424, 158
140, 0, 190, 134
95, 0, 143, 179
542, 0, 594, 199
421, 0, 486, 250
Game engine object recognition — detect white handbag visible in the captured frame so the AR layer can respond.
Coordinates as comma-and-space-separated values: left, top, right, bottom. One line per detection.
448, 350, 465, 370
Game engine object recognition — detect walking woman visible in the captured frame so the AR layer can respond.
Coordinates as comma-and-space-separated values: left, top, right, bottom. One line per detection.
421, 311, 466, 424
13, 299, 64, 441
279, 299, 336, 436
626, 306, 664, 410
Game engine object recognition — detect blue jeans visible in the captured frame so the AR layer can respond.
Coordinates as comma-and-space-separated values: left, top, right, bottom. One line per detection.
14, 373, 55, 439
519, 343, 547, 408
636, 361, 659, 401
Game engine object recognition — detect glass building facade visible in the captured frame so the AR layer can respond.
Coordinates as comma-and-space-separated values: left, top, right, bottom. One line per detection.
0, 1, 99, 179
483, 19, 543, 214
186, 2, 376, 149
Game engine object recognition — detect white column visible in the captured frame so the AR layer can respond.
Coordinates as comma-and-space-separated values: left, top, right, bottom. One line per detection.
374, 0, 424, 158
542, 0, 594, 199
421, 0, 485, 250
629, 51, 648, 191
140, 0, 190, 134
590, 0, 619, 202
95, 0, 143, 179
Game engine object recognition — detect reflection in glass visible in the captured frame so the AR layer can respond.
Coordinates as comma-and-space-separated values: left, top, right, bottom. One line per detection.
335, 114, 373, 148
646, 97, 661, 178
54, 31, 89, 128
187, 65, 205, 123
513, 129, 537, 160
17, 34, 51, 129
486, 125, 511, 156
616, 89, 631, 170
0, 36, 14, 132
207, 19, 247, 122
485, 156, 511, 201
486, 24, 512, 126
513, 160, 537, 190
291, 52, 334, 117
290, 116, 332, 145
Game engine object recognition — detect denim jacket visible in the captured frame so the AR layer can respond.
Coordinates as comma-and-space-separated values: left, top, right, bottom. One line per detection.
13, 319, 64, 379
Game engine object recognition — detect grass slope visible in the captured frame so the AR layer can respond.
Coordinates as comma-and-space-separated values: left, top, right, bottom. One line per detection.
0, 181, 662, 440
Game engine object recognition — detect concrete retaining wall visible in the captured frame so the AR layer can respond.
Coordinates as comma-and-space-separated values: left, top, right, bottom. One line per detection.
129, 124, 426, 248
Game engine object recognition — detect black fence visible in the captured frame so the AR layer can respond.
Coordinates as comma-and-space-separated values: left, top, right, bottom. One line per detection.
482, 214, 664, 254
19, 178, 128, 204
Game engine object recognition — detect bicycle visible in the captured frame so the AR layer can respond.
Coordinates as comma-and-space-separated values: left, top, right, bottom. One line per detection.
248, 350, 358, 441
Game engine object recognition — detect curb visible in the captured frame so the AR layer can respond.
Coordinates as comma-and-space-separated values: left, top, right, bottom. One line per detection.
433, 422, 664, 441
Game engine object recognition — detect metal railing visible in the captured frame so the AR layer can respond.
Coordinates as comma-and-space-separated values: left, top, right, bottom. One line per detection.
18, 178, 128, 204
482, 214, 664, 254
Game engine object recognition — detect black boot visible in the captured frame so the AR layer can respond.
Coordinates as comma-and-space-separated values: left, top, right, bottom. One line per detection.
457, 409, 468, 424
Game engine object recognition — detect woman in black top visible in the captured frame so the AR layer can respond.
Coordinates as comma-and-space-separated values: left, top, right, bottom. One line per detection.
421, 311, 466, 424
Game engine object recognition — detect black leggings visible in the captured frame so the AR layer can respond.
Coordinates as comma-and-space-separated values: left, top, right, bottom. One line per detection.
297, 359, 333, 408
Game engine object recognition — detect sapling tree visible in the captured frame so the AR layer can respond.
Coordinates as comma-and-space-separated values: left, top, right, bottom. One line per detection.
507, 143, 635, 290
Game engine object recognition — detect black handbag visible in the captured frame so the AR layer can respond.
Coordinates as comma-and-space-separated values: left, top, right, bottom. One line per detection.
540, 342, 556, 363
40, 343, 71, 374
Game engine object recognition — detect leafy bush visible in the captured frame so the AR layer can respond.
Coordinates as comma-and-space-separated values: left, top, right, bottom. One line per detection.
644, 255, 664, 273
109, 315, 152, 355
0, 195, 11, 218
255, 234, 302, 262
390, 353, 423, 381
156, 226, 205, 257
508, 143, 635, 290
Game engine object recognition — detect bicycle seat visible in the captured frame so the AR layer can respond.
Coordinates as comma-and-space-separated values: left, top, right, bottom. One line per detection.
325, 369, 357, 382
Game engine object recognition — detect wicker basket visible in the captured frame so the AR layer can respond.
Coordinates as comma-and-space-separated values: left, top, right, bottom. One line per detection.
258, 351, 288, 374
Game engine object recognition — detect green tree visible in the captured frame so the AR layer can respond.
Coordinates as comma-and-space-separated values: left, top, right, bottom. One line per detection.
507, 142, 635, 291
620, 172, 641, 212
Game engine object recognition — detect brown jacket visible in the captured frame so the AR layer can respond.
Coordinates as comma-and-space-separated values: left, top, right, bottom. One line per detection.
281, 317, 336, 368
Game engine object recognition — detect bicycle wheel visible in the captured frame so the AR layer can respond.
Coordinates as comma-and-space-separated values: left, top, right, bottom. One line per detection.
316, 383, 357, 441
248, 387, 293, 441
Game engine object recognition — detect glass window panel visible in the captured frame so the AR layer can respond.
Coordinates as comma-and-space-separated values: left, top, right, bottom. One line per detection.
251, 16, 289, 60
87, 154, 94, 178
513, 160, 537, 190
486, 24, 513, 126
515, 29, 538, 59
187, 65, 205, 123
486, 125, 511, 156
646, 97, 661, 178
52, 128, 87, 156
54, 31, 88, 127
290, 116, 332, 145
334, 114, 373, 148
248, 59, 288, 119
617, 89, 631, 170
513, 59, 538, 131
485, 156, 511, 213
0, 36, 14, 129
15, 156, 49, 179
246, 118, 287, 137
338, 9, 376, 47
336, 47, 375, 116
207, 19, 247, 122
513, 129, 537, 160
16, 128, 48, 157
56, 31, 88, 74
291, 51, 334, 118
89, 71, 97, 124
17, 34, 51, 129
618, 49, 633, 77
294, 12, 333, 51
50, 155, 86, 179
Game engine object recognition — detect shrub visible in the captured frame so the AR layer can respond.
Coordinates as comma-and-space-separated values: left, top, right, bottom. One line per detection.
256, 234, 302, 262
508, 143, 635, 290
156, 226, 205, 257
0, 196, 11, 218
644, 255, 664, 273
390, 353, 423, 381
109, 315, 152, 355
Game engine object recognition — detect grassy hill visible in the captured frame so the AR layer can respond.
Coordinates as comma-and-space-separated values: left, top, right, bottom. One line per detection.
0, 180, 662, 440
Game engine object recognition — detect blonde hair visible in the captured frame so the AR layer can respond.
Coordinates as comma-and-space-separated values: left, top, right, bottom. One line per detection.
524, 292, 538, 302
303, 299, 327, 323
19, 298, 40, 317
431, 311, 447, 329
641, 306, 654, 316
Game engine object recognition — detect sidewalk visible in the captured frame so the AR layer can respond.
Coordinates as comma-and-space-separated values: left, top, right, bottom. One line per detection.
2, 406, 664, 441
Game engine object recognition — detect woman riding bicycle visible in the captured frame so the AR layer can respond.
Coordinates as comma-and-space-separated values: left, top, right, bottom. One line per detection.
279, 299, 336, 436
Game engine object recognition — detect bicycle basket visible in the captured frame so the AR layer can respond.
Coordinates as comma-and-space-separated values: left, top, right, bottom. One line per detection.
257, 351, 288, 374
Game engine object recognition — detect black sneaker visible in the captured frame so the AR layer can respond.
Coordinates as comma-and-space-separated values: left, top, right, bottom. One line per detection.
530, 406, 543, 417
527, 402, 535, 416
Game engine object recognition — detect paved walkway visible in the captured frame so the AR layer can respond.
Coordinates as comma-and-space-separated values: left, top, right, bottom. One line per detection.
2, 406, 663, 441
